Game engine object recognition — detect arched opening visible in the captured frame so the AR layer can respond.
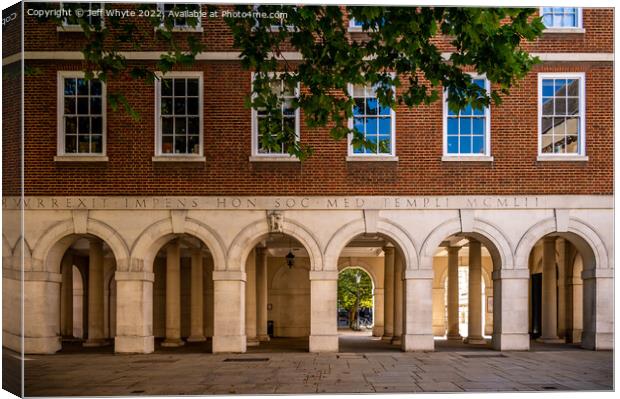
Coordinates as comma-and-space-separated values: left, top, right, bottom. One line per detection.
152, 235, 214, 351
431, 234, 497, 350
246, 233, 311, 353
333, 232, 406, 352
57, 235, 117, 352
527, 234, 590, 348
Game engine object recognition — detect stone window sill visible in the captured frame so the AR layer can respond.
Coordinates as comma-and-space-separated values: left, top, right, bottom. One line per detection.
249, 155, 300, 162
54, 155, 108, 162
346, 155, 398, 162
543, 28, 585, 34
537, 155, 589, 162
152, 155, 206, 162
442, 155, 494, 162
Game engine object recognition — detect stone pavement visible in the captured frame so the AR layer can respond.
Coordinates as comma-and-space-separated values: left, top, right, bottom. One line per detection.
14, 340, 613, 396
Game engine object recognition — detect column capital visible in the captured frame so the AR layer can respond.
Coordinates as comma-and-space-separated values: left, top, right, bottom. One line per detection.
115, 271, 155, 282
383, 245, 395, 254
447, 246, 461, 254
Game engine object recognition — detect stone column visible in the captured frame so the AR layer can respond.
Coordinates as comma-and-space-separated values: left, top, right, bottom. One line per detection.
309, 270, 338, 352
465, 239, 485, 344
392, 252, 403, 345
539, 237, 562, 343
245, 249, 259, 346
188, 248, 206, 342
255, 246, 270, 342
402, 269, 434, 351
162, 240, 184, 347
212, 270, 247, 353
581, 268, 613, 350
382, 245, 395, 341
84, 239, 106, 347
446, 246, 461, 340
60, 252, 74, 337
556, 238, 567, 339
491, 269, 530, 351
372, 288, 384, 337
115, 271, 155, 353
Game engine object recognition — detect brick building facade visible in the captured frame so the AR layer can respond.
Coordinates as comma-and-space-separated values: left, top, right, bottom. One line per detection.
2, 3, 613, 356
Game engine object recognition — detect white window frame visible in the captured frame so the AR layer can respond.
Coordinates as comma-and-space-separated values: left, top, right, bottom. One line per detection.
56, 71, 107, 158
537, 72, 587, 161
59, 2, 105, 32
154, 71, 204, 158
157, 3, 203, 32
347, 81, 397, 159
442, 74, 492, 161
250, 72, 301, 161
540, 7, 584, 32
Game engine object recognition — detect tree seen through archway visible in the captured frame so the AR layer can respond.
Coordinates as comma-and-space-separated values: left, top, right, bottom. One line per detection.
338, 268, 373, 330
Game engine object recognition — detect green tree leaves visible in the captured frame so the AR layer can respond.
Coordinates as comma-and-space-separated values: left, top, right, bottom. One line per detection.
338, 268, 373, 328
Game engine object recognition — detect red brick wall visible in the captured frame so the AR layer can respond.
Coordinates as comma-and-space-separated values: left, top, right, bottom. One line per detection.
21, 59, 612, 196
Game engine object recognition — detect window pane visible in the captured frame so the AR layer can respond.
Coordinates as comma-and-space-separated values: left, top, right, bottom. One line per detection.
77, 98, 89, 114
447, 135, 458, 154
541, 117, 553, 135
353, 99, 365, 116
162, 117, 173, 134
472, 136, 485, 154
64, 97, 76, 114
378, 117, 391, 135
447, 118, 458, 135
566, 134, 579, 153
366, 98, 378, 115
91, 117, 102, 134
90, 80, 102, 96
366, 118, 377, 135
64, 78, 76, 95
472, 118, 485, 134
77, 79, 89, 95
354, 117, 364, 134
542, 97, 553, 116
65, 117, 77, 134
174, 136, 187, 154
554, 79, 567, 96
78, 135, 90, 153
378, 135, 391, 154
161, 135, 173, 154
91, 135, 102, 153
90, 97, 102, 114
187, 79, 199, 96
542, 80, 554, 97
174, 98, 186, 115
555, 98, 566, 115
379, 103, 391, 116
175, 117, 186, 134
461, 104, 473, 116
187, 117, 200, 134
174, 79, 185, 96
161, 98, 173, 115
565, 116, 579, 136
161, 79, 173, 96
459, 118, 472, 135
65, 135, 77, 153
566, 79, 579, 96
459, 136, 472, 154
78, 117, 90, 134
472, 105, 485, 116
187, 98, 199, 115
188, 135, 200, 154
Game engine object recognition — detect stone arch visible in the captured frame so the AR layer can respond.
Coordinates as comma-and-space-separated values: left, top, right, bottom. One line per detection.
514, 217, 609, 272
337, 259, 378, 289
227, 217, 323, 272
419, 217, 513, 272
31, 218, 130, 273
129, 216, 226, 273
324, 217, 418, 272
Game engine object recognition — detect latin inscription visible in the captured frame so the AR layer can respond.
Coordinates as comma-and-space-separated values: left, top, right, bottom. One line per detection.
1, 196, 547, 210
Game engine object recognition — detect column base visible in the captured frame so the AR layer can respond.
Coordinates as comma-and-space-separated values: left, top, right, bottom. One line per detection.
581, 332, 613, 350
372, 326, 384, 337
161, 338, 185, 347
463, 336, 487, 345
212, 335, 246, 353
492, 333, 529, 351
257, 334, 270, 342
381, 334, 393, 342
18, 334, 61, 354
536, 337, 565, 344
115, 336, 154, 353
187, 335, 207, 342
446, 333, 462, 341
391, 336, 402, 345
401, 334, 434, 351
309, 335, 338, 352
246, 337, 260, 347
83, 338, 110, 347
